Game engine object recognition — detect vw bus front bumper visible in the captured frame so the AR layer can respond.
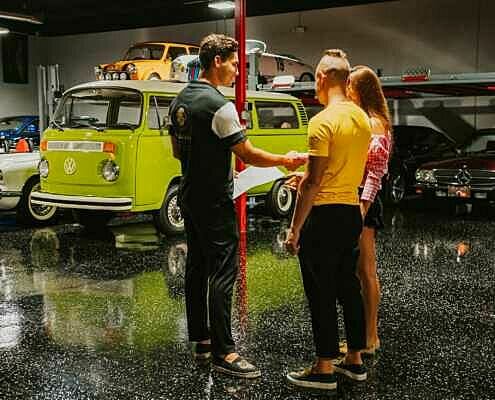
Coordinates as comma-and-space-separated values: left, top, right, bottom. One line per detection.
31, 192, 132, 211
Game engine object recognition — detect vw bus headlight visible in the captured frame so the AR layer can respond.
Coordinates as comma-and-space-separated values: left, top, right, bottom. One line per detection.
119, 72, 127, 80
126, 63, 137, 73
415, 169, 436, 183
39, 159, 49, 178
101, 160, 119, 181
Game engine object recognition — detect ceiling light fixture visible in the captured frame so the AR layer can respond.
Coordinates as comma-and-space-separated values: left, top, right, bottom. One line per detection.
0, 27, 10, 35
291, 12, 307, 33
0, 11, 43, 25
208, 1, 235, 10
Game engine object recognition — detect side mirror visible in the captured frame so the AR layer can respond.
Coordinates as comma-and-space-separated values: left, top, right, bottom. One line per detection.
160, 116, 169, 135
241, 110, 252, 128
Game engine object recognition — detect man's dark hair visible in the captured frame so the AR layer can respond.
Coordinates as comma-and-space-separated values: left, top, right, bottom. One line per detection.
199, 34, 239, 71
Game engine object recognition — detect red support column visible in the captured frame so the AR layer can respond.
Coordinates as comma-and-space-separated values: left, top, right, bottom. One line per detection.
235, 0, 247, 235
234, 0, 248, 335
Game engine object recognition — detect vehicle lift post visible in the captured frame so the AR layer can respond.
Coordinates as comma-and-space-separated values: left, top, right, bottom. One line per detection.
37, 64, 62, 134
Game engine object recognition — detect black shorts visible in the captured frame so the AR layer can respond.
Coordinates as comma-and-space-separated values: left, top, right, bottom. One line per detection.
363, 194, 384, 230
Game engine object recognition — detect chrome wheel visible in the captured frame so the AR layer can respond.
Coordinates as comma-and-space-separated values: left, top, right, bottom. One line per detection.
390, 175, 406, 203
276, 185, 293, 213
299, 73, 314, 82
28, 183, 57, 221
167, 194, 184, 230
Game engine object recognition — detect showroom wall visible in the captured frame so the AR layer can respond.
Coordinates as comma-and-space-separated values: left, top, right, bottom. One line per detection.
38, 0, 495, 86
1, 0, 494, 129
0, 36, 41, 117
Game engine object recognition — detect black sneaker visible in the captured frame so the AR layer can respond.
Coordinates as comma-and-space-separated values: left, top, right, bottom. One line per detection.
287, 367, 337, 390
192, 342, 211, 360
212, 355, 261, 379
334, 363, 367, 381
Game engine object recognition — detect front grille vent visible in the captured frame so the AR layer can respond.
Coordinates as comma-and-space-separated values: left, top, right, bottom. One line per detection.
434, 168, 495, 186
296, 103, 308, 126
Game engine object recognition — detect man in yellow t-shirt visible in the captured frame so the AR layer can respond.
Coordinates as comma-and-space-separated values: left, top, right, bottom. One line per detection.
285, 49, 371, 391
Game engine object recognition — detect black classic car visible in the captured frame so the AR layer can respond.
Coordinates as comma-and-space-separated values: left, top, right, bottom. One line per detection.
382, 125, 462, 204
414, 129, 495, 204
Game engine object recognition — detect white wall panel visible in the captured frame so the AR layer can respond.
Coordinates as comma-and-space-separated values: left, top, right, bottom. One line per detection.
1, 0, 494, 125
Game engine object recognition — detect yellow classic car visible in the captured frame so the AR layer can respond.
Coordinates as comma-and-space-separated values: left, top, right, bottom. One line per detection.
94, 42, 199, 81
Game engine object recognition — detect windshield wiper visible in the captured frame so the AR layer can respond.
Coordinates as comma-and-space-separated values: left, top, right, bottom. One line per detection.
107, 123, 136, 131
50, 120, 65, 131
69, 122, 106, 132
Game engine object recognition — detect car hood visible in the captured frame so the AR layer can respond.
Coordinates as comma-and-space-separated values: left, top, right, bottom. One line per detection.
0, 151, 40, 168
0, 129, 18, 138
421, 153, 495, 170
101, 60, 155, 71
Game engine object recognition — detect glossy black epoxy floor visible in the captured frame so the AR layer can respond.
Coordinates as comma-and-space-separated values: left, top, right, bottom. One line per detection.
0, 207, 494, 399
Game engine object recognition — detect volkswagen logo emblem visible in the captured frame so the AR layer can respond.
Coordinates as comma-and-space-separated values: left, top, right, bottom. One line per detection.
64, 157, 77, 175
456, 168, 471, 185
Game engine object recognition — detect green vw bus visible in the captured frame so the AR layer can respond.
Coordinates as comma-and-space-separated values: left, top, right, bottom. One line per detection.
32, 80, 308, 235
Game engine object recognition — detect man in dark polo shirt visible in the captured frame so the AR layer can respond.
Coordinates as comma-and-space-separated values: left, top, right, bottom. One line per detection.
169, 33, 306, 378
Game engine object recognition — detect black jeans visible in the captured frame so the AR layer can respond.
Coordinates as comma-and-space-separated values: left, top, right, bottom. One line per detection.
181, 200, 239, 356
298, 204, 366, 358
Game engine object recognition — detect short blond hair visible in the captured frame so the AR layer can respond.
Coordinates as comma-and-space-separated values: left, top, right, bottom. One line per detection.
317, 48, 350, 85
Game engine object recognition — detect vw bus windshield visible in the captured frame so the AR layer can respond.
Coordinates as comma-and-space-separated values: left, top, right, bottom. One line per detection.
124, 45, 164, 61
52, 88, 142, 131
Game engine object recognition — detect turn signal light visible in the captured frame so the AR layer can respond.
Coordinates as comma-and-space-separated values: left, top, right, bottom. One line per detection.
40, 139, 48, 151
103, 142, 116, 154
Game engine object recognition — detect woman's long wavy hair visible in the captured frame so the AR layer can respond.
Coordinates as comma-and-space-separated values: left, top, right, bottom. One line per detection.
349, 65, 392, 135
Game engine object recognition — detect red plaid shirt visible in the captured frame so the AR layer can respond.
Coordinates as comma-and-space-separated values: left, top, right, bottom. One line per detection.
360, 134, 391, 202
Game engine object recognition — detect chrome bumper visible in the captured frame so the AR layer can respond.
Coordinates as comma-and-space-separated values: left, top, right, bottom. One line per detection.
0, 187, 21, 210
31, 192, 132, 211
0, 189, 22, 198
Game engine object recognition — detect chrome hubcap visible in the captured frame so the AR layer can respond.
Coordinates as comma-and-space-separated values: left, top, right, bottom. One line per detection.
391, 176, 405, 202
277, 186, 293, 212
167, 195, 184, 229
29, 183, 56, 220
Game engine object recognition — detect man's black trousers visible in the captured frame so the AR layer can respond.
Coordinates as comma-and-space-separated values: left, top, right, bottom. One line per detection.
181, 200, 239, 356
298, 204, 366, 358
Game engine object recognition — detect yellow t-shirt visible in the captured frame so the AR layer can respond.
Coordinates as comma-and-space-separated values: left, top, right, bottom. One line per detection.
308, 101, 371, 206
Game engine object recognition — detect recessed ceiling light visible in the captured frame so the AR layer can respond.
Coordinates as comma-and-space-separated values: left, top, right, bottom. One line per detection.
0, 27, 10, 35
0, 11, 43, 25
208, 1, 235, 10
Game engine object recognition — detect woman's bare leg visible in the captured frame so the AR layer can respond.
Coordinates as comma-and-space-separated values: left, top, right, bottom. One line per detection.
358, 226, 381, 349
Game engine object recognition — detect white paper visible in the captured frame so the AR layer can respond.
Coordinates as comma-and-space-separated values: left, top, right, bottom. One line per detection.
233, 166, 285, 199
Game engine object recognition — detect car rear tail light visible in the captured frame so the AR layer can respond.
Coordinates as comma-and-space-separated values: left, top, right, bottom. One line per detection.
40, 139, 48, 151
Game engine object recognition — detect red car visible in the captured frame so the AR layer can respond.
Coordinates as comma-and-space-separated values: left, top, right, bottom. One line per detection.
415, 129, 495, 203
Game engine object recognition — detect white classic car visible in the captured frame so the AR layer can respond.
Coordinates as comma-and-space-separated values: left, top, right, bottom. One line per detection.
170, 40, 314, 83
0, 151, 57, 225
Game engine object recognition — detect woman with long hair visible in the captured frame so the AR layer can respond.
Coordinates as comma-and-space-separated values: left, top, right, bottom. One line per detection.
347, 65, 392, 354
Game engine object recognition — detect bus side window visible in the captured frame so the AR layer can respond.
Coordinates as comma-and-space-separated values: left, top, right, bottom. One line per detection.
148, 96, 172, 131
230, 101, 253, 130
255, 101, 299, 129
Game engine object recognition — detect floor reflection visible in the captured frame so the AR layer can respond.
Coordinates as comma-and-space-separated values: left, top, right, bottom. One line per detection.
0, 210, 494, 399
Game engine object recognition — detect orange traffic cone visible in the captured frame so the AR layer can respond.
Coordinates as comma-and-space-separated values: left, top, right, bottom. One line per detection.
15, 138, 30, 153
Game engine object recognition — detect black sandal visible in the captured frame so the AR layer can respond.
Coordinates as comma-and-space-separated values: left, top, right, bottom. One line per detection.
192, 342, 211, 360
212, 355, 261, 378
